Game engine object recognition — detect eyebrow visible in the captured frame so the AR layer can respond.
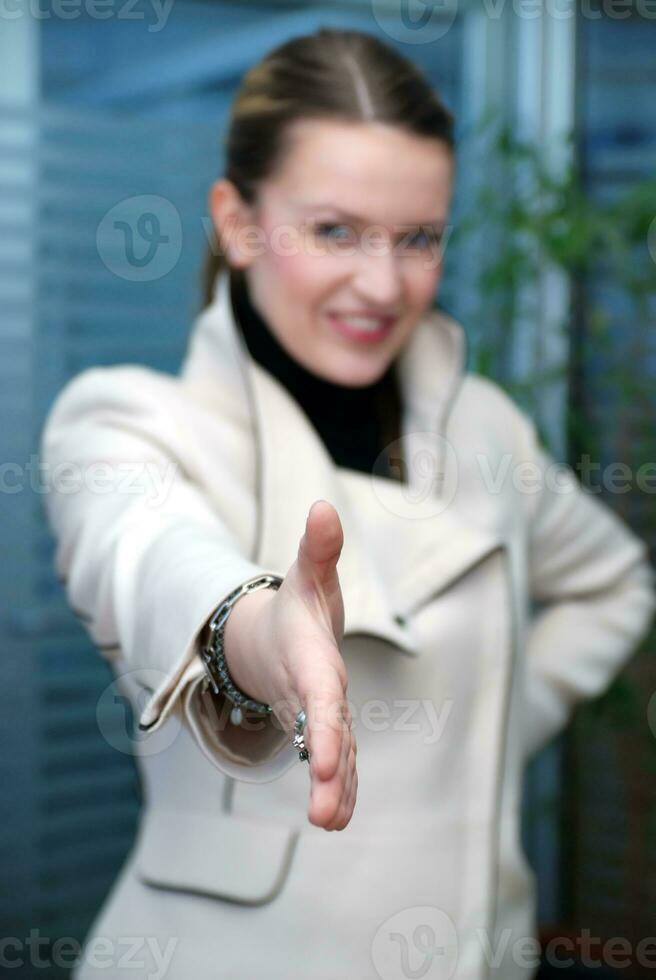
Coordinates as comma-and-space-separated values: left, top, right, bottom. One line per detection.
294, 202, 446, 229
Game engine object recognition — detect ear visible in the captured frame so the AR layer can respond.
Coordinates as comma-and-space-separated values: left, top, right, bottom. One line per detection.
208, 178, 257, 270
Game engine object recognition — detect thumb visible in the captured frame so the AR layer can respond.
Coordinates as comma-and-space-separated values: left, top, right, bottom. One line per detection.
297, 499, 344, 594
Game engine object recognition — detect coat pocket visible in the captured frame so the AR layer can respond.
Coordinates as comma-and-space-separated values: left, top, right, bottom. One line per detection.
135, 805, 300, 906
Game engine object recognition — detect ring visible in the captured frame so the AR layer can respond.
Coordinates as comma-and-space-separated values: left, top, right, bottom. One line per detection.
292, 708, 310, 763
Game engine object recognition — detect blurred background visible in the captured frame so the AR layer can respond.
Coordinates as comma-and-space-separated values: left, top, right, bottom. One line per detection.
0, 1, 655, 977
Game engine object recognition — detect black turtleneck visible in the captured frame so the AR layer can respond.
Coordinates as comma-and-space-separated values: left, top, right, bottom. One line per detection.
229, 269, 403, 482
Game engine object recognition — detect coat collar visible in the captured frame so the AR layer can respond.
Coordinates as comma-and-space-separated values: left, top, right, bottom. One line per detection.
181, 272, 504, 657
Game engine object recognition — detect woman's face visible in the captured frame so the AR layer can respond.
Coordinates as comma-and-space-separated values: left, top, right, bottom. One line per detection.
210, 118, 454, 387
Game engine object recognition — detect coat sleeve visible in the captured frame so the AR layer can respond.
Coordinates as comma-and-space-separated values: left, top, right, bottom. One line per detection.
515, 411, 656, 759
39, 365, 299, 783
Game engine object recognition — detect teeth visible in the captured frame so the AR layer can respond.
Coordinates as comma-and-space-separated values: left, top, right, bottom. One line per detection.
335, 316, 388, 332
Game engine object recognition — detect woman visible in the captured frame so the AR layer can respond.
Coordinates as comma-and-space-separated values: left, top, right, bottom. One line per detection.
40, 27, 654, 980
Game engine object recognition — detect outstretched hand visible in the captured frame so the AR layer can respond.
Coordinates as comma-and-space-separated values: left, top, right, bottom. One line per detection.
224, 500, 357, 831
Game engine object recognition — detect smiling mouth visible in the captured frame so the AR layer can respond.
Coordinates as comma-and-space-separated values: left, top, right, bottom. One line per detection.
326, 313, 397, 343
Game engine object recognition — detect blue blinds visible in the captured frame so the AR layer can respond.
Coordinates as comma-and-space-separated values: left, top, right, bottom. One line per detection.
3, 5, 465, 973
567, 11, 656, 970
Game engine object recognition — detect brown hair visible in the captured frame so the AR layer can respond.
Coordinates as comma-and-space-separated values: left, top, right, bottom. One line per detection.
201, 26, 456, 308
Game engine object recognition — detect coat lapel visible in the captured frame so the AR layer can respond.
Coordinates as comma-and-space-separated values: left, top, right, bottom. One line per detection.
246, 361, 419, 655
183, 272, 505, 658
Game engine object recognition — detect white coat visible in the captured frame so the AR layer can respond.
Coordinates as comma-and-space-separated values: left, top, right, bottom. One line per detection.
40, 270, 655, 980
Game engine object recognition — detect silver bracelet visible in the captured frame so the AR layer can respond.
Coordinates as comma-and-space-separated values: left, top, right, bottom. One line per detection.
199, 574, 283, 726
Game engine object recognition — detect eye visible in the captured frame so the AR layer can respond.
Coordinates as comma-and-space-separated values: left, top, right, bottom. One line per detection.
399, 228, 443, 251
313, 222, 358, 244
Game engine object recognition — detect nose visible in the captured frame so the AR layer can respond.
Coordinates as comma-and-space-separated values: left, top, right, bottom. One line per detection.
351, 246, 404, 311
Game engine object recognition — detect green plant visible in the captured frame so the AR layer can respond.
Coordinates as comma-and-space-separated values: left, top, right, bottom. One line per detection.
453, 110, 656, 455
452, 112, 656, 943
454, 108, 656, 752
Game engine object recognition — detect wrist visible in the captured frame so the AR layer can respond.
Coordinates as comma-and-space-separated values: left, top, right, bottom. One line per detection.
222, 588, 278, 705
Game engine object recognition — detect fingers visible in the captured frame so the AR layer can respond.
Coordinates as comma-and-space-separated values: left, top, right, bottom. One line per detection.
301, 671, 350, 783
309, 731, 357, 831
321, 736, 358, 832
304, 680, 357, 831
